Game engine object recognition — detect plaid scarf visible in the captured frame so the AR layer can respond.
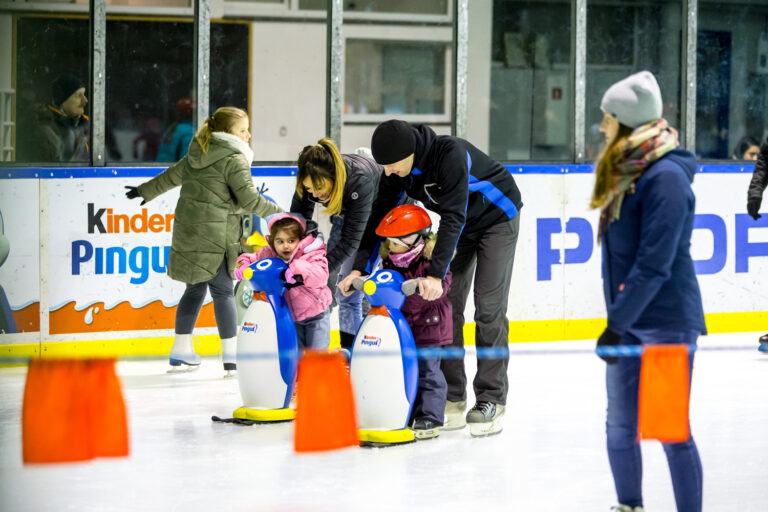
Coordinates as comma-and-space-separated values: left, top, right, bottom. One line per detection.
598, 119, 679, 237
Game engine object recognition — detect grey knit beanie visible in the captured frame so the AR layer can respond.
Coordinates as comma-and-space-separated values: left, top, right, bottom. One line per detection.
600, 71, 662, 128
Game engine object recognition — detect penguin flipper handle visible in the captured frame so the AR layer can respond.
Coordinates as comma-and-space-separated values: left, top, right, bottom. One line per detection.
351, 276, 368, 291
401, 278, 423, 297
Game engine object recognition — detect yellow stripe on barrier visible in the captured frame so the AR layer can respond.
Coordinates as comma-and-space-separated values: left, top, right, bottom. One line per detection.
1, 311, 765, 362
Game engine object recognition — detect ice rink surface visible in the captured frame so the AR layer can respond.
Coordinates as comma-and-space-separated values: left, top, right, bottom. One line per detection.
1, 332, 766, 512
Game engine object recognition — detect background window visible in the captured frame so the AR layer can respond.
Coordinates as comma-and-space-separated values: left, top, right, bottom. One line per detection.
13, 16, 91, 164
345, 40, 447, 116
586, 1, 683, 161
107, 19, 194, 164
697, 1, 768, 160
299, 0, 448, 15
485, 0, 573, 161
107, 20, 249, 164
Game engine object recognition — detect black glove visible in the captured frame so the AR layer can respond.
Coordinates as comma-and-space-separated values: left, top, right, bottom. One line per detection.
280, 269, 304, 289
125, 186, 145, 205
596, 328, 621, 364
747, 197, 762, 220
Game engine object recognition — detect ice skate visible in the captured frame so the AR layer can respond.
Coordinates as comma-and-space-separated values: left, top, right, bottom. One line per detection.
466, 401, 504, 437
442, 400, 467, 431
221, 336, 237, 377
759, 333, 768, 353
610, 506, 644, 512
411, 418, 441, 440
168, 333, 201, 372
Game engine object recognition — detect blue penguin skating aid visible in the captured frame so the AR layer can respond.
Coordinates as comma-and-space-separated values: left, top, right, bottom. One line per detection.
232, 257, 299, 423
350, 269, 420, 446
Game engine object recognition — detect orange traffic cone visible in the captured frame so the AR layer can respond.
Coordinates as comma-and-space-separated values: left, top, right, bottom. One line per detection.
294, 351, 358, 452
22, 359, 129, 464
638, 344, 690, 443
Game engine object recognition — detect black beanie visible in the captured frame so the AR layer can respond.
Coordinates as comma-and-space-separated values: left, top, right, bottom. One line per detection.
51, 74, 84, 106
371, 120, 415, 165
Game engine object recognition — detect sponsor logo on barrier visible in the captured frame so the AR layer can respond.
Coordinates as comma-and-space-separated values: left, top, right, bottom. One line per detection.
88, 203, 174, 234
361, 335, 382, 347
71, 203, 174, 285
536, 214, 768, 281
242, 322, 258, 333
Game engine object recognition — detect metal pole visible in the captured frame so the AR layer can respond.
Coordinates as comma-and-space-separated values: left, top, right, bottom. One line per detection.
682, 0, 697, 151
89, 0, 105, 165
194, 0, 210, 132
574, 0, 587, 162
326, 0, 343, 145
453, 0, 468, 138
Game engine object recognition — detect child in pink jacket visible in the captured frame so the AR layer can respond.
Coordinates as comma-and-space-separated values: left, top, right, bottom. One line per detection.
235, 213, 333, 350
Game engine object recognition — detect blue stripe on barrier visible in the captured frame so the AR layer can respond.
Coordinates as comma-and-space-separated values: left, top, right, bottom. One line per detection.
0, 163, 755, 179
0, 166, 297, 179
1, 345, 759, 364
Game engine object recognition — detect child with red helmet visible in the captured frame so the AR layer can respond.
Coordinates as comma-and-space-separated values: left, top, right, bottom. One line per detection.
376, 204, 452, 440
235, 213, 333, 350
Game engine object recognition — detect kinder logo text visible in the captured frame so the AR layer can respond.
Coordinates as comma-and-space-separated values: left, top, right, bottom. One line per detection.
72, 203, 174, 285
242, 322, 258, 333
88, 203, 174, 233
361, 335, 382, 347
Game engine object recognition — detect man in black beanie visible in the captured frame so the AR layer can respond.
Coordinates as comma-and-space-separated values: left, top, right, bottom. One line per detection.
339, 119, 523, 438
17, 73, 89, 162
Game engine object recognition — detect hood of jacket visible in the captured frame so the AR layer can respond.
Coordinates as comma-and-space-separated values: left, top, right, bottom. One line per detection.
658, 147, 697, 184
411, 124, 438, 172
186, 134, 250, 170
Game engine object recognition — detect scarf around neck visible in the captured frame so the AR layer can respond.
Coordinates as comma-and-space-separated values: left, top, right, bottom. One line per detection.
597, 118, 679, 237
212, 131, 254, 163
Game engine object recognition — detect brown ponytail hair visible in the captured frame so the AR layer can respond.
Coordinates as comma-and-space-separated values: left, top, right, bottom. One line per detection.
194, 106, 248, 154
296, 138, 346, 216
590, 123, 634, 209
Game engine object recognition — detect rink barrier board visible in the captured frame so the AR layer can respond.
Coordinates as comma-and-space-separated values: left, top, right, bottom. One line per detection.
1, 311, 765, 364
0, 163, 765, 360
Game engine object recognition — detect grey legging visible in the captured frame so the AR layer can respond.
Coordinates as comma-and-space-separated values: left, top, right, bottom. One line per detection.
175, 259, 237, 339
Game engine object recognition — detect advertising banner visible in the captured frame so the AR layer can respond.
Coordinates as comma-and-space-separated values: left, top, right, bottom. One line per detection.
0, 179, 40, 334
1, 164, 766, 344
45, 170, 295, 335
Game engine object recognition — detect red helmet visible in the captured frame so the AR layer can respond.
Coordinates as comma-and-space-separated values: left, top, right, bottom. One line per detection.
375, 204, 432, 238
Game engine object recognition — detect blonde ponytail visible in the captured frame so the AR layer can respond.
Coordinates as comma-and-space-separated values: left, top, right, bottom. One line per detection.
296, 137, 347, 216
194, 106, 248, 154
318, 138, 346, 215
590, 125, 633, 210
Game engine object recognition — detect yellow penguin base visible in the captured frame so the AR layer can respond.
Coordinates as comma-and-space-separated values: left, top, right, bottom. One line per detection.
358, 428, 416, 447
233, 407, 296, 422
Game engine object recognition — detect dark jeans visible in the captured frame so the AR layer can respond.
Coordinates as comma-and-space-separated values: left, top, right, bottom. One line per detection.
606, 331, 703, 512
409, 355, 447, 426
296, 309, 331, 350
175, 259, 237, 339
441, 214, 520, 405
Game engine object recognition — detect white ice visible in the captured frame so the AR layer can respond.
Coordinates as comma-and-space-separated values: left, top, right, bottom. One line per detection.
1, 332, 766, 511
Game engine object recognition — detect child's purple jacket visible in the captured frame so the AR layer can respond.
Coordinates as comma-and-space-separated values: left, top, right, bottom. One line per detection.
381, 238, 452, 347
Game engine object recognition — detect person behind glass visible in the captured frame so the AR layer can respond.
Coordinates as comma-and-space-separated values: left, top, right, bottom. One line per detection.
157, 97, 195, 162
234, 213, 333, 350
291, 138, 382, 351
592, 71, 706, 512
377, 204, 452, 440
24, 73, 89, 162
338, 120, 523, 437
124, 107, 282, 371
746, 136, 768, 350
732, 135, 760, 161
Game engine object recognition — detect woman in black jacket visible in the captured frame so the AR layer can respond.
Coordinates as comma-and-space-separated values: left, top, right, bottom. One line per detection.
292, 139, 382, 350
746, 136, 768, 350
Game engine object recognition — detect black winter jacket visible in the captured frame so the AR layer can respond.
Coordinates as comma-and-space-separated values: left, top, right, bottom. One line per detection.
748, 137, 768, 200
353, 124, 523, 280
291, 153, 382, 276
